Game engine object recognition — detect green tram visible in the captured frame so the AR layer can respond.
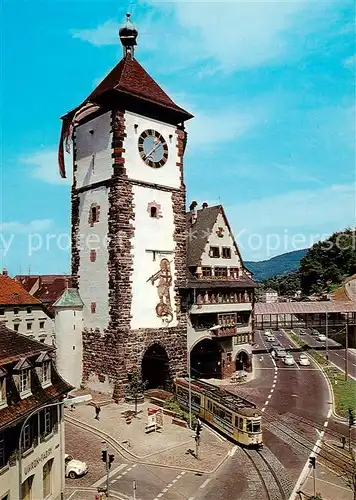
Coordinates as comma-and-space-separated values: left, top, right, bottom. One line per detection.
174, 378, 262, 448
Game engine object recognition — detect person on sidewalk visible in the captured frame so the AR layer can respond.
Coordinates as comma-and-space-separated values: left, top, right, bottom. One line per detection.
94, 404, 101, 420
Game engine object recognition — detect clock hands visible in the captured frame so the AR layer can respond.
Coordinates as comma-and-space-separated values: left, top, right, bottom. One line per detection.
143, 141, 162, 162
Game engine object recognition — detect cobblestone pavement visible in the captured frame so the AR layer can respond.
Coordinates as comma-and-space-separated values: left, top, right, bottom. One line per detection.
65, 422, 112, 488
64, 399, 232, 471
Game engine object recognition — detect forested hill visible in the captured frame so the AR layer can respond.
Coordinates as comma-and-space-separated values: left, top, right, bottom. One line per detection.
245, 249, 308, 282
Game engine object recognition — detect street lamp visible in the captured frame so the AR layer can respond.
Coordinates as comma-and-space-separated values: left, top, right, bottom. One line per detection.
18, 398, 72, 500
187, 345, 192, 429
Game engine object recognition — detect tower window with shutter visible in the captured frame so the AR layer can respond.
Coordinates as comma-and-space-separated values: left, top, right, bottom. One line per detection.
91, 302, 96, 314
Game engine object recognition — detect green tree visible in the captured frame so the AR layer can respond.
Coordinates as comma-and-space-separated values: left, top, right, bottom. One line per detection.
126, 371, 146, 416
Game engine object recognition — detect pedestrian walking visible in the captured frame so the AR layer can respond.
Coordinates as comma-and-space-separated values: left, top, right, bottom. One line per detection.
94, 403, 101, 420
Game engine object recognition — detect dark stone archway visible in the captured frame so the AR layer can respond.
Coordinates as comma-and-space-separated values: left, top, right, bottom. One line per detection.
141, 343, 170, 390
190, 339, 222, 379
236, 350, 251, 372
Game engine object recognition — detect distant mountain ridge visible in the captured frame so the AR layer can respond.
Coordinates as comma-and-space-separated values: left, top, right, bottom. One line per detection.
245, 249, 308, 282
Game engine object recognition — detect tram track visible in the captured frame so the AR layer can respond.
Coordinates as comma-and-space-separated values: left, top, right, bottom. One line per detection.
262, 411, 354, 477
243, 448, 288, 500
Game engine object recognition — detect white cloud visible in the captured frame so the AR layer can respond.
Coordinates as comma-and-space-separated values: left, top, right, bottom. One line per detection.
71, 1, 339, 72
343, 54, 356, 68
22, 150, 71, 186
222, 183, 356, 260
187, 109, 260, 150
0, 219, 53, 234
71, 20, 121, 46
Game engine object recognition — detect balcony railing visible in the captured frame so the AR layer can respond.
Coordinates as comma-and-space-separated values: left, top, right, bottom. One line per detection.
195, 291, 253, 307
192, 322, 249, 338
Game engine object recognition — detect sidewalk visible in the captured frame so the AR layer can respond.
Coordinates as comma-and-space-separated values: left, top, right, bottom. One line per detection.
64, 396, 232, 473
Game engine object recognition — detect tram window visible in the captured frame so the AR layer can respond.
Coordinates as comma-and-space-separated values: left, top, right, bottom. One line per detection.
235, 416, 239, 428
224, 411, 232, 423
207, 400, 213, 411
252, 422, 261, 433
192, 394, 201, 405
239, 417, 244, 430
246, 420, 253, 432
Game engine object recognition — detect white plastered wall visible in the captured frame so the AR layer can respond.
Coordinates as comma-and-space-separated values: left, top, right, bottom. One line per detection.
123, 112, 180, 189
130, 185, 178, 329
201, 212, 243, 270
77, 187, 109, 331
75, 111, 113, 189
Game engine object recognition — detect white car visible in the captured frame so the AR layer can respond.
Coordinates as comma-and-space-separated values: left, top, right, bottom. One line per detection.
65, 454, 88, 479
318, 334, 326, 342
299, 353, 311, 366
284, 354, 295, 366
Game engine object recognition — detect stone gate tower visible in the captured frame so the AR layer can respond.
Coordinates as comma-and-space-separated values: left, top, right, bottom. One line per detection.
60, 15, 193, 398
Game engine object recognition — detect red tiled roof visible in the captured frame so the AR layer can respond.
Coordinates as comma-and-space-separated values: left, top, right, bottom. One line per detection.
14, 275, 72, 315
0, 325, 73, 430
87, 57, 191, 116
0, 275, 41, 306
15, 276, 38, 292
63, 56, 192, 120
0, 323, 52, 365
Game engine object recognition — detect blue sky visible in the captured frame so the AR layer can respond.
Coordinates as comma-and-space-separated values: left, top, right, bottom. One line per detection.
0, 0, 355, 274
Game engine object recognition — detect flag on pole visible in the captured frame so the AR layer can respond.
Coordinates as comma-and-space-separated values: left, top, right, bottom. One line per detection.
58, 102, 101, 179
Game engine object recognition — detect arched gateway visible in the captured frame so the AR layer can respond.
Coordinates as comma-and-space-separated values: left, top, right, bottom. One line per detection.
190, 339, 222, 379
236, 350, 252, 372
141, 343, 170, 390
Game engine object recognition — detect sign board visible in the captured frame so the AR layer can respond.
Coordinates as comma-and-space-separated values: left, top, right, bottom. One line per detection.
24, 448, 52, 476
156, 409, 164, 428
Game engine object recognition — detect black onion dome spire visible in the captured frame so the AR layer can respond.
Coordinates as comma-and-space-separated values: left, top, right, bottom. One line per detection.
119, 13, 138, 58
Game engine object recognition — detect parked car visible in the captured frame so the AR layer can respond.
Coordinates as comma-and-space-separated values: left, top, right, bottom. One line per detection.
65, 454, 88, 479
264, 330, 272, 337
298, 329, 306, 336
318, 334, 327, 342
311, 329, 319, 336
299, 353, 311, 366
284, 353, 295, 366
272, 346, 287, 359
265, 333, 276, 342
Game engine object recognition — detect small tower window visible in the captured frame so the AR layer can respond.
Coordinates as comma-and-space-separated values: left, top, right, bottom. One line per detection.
147, 202, 162, 219
89, 204, 100, 226
91, 206, 98, 222
90, 250, 97, 262
91, 302, 96, 314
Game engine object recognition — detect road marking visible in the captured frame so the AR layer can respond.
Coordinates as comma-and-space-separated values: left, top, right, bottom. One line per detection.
111, 479, 117, 483
117, 475, 122, 479
270, 388, 274, 393
306, 475, 353, 492
127, 467, 133, 471
200, 478, 212, 489
162, 488, 168, 492
268, 394, 272, 399
289, 407, 332, 500
172, 478, 178, 483
157, 494, 163, 498
231, 445, 237, 457
265, 400, 269, 406
272, 384, 276, 388
167, 483, 173, 487
181, 471, 186, 475
324, 421, 329, 428
122, 471, 128, 475
91, 463, 128, 487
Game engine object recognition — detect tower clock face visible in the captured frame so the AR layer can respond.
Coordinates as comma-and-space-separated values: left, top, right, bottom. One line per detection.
138, 129, 168, 168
